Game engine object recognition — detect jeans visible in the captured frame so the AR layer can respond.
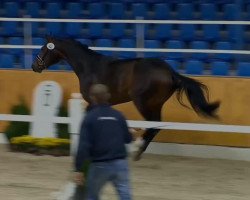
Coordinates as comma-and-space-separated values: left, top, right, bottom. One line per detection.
86, 159, 132, 200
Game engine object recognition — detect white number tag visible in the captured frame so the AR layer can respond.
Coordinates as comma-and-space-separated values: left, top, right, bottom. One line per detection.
47, 43, 55, 50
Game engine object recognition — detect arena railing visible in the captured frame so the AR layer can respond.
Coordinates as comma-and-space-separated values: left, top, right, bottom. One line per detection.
0, 17, 250, 55
1, 112, 250, 133
1, 17, 250, 24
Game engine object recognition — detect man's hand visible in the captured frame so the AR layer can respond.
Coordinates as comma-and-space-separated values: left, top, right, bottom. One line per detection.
129, 128, 144, 133
74, 172, 85, 186
129, 128, 145, 140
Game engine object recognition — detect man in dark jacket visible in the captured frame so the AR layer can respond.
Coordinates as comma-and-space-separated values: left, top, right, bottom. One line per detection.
74, 84, 133, 200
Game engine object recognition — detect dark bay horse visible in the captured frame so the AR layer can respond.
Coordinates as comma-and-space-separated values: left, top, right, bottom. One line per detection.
31, 36, 220, 160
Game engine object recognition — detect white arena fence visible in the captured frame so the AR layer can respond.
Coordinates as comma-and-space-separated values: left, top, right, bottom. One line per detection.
1, 105, 250, 159
2, 114, 250, 133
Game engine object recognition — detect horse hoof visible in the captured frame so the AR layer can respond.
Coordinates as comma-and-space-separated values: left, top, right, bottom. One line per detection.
133, 149, 143, 161
133, 154, 142, 161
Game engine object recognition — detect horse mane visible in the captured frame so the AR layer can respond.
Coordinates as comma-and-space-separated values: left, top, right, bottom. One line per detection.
52, 36, 140, 63
65, 38, 103, 57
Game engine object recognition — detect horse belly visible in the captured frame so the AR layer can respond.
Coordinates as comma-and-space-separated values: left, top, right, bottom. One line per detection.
108, 78, 132, 104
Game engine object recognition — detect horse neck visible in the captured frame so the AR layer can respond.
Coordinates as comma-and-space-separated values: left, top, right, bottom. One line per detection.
56, 41, 103, 78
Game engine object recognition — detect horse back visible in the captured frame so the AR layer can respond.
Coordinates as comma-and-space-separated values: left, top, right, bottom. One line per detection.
131, 58, 176, 95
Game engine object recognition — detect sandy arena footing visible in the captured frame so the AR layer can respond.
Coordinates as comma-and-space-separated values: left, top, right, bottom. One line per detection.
1, 144, 250, 200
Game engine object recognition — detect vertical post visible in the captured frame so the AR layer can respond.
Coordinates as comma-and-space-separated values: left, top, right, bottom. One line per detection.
23, 15, 32, 69
136, 17, 145, 58
68, 93, 86, 156
234, 0, 244, 61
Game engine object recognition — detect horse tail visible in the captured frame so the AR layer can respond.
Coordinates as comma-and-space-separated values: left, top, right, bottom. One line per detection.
172, 72, 220, 118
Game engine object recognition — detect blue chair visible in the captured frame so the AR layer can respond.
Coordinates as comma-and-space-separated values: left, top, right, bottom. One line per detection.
31, 53, 38, 64
117, 39, 136, 58
75, 0, 100, 2
227, 25, 244, 45
165, 59, 179, 71
165, 40, 185, 61
0, 37, 4, 53
130, 22, 150, 38
202, 24, 220, 42
46, 2, 61, 18
45, 61, 71, 71
33, 37, 44, 45
3, 2, 19, 17
211, 61, 230, 76
190, 41, 209, 61
131, 3, 148, 18
77, 38, 92, 46
65, 23, 82, 37
24, 2, 40, 34
95, 39, 113, 56
1, 22, 19, 36
185, 60, 204, 75
145, 0, 167, 2
123, 0, 144, 3
96, 39, 113, 47
8, 37, 24, 56
0, 54, 15, 69
32, 37, 45, 55
223, 4, 240, 20
65, 2, 82, 18
48, 63, 71, 71
214, 41, 233, 61
153, 3, 170, 19
127, 23, 148, 38
29, 22, 40, 37
223, 4, 241, 44
89, 3, 105, 18
237, 62, 250, 76
218, 0, 234, 2
108, 24, 126, 39
200, 4, 217, 20
109, 3, 125, 19
95, 39, 113, 46
25, 2, 40, 18
45, 23, 63, 36
144, 40, 161, 58
86, 23, 104, 39
20, 54, 34, 69
154, 24, 172, 41
179, 24, 196, 42
47, 65, 62, 71
32, 37, 44, 45
246, 4, 250, 20
177, 4, 194, 19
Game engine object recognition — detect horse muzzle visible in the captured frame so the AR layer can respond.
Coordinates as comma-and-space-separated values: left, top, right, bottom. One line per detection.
31, 64, 43, 73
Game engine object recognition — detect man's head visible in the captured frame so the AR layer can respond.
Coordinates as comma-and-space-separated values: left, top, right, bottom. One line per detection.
89, 84, 111, 105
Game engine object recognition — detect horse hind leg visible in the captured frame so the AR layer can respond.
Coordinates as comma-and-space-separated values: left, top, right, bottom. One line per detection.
131, 98, 162, 161
131, 83, 174, 160
134, 122, 161, 161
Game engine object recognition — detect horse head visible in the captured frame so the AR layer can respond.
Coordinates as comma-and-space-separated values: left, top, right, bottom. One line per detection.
31, 35, 64, 73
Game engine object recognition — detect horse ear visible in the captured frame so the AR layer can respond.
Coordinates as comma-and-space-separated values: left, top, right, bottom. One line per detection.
45, 34, 53, 42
